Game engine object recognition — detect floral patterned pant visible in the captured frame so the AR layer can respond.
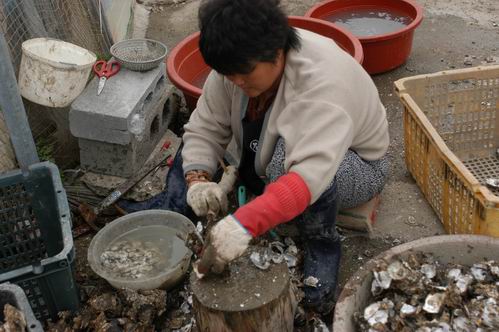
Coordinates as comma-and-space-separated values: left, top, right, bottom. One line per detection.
266, 138, 389, 209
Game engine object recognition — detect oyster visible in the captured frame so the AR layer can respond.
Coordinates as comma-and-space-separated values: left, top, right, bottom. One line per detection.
400, 303, 417, 316
482, 298, 499, 328
454, 274, 473, 293
423, 293, 446, 314
470, 264, 487, 281
250, 251, 271, 270
284, 253, 298, 268
447, 268, 462, 280
387, 261, 409, 280
357, 254, 499, 332
269, 242, 284, 264
452, 316, 474, 332
304, 276, 320, 288
371, 271, 392, 295
421, 264, 437, 279
487, 261, 499, 277
364, 299, 394, 327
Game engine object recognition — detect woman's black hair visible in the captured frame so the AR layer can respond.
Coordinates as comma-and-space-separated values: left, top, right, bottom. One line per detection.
198, 0, 301, 75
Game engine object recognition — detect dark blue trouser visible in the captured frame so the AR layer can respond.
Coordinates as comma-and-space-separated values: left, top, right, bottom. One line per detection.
294, 180, 339, 242
293, 180, 341, 310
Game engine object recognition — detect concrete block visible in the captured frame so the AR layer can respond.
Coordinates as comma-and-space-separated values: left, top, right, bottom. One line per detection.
78, 87, 180, 177
70, 62, 168, 145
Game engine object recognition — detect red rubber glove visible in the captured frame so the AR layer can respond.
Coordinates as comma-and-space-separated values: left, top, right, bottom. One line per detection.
234, 172, 311, 237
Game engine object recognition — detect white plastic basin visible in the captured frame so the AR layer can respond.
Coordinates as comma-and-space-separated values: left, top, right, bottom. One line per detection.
18, 38, 96, 107
88, 210, 195, 291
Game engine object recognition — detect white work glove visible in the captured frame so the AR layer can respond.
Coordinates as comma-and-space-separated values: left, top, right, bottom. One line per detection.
186, 166, 238, 217
194, 215, 252, 277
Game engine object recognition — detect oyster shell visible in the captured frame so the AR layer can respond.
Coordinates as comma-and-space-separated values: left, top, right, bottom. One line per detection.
421, 264, 437, 279
387, 261, 409, 280
423, 293, 446, 314
371, 271, 392, 295
250, 251, 271, 270
357, 255, 499, 332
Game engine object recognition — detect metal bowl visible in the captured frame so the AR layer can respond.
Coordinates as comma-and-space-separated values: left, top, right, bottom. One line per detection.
110, 38, 167, 72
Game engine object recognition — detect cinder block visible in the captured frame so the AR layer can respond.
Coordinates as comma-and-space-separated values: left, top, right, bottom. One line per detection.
77, 88, 179, 177
70, 62, 168, 145
69, 62, 183, 177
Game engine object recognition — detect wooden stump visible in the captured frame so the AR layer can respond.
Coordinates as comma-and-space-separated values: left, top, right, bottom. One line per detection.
191, 250, 296, 332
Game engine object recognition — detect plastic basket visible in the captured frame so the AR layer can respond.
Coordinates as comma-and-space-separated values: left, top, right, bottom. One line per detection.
0, 282, 43, 331
395, 65, 499, 236
0, 162, 79, 320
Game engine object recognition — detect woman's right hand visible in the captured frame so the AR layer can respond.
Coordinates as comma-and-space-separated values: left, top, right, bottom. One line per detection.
187, 181, 228, 217
186, 166, 238, 216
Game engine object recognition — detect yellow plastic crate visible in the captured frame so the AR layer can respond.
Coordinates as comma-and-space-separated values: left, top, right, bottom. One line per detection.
395, 65, 499, 236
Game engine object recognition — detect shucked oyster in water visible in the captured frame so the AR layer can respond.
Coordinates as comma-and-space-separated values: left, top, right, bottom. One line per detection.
356, 254, 499, 331
100, 240, 163, 279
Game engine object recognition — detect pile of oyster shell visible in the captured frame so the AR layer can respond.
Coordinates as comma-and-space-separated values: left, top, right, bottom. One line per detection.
356, 253, 499, 331
46, 288, 168, 331
249, 238, 299, 271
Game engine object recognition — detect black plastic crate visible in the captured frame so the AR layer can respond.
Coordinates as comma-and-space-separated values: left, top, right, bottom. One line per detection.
0, 162, 79, 321
0, 282, 43, 331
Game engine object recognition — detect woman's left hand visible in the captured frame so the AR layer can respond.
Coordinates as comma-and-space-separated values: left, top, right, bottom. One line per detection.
194, 215, 252, 278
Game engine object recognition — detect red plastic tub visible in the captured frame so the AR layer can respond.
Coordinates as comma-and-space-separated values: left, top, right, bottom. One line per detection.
166, 16, 364, 110
306, 0, 423, 74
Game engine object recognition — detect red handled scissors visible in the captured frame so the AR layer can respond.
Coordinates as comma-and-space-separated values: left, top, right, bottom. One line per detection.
93, 60, 121, 95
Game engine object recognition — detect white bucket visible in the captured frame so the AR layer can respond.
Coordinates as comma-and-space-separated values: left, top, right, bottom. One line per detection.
18, 38, 97, 108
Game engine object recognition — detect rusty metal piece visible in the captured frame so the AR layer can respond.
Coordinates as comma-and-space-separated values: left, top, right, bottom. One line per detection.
114, 204, 128, 216
78, 203, 100, 231
184, 230, 204, 257
205, 210, 217, 235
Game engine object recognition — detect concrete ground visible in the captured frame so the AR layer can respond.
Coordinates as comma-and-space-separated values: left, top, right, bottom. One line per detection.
147, 0, 499, 285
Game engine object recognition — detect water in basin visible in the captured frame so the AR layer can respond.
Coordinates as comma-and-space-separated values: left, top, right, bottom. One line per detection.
324, 7, 412, 37
100, 225, 189, 280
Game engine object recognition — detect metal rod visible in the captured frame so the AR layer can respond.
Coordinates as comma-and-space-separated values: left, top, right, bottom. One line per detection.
0, 32, 39, 168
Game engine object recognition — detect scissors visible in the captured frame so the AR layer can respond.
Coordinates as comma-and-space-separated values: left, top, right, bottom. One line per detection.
93, 60, 121, 95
